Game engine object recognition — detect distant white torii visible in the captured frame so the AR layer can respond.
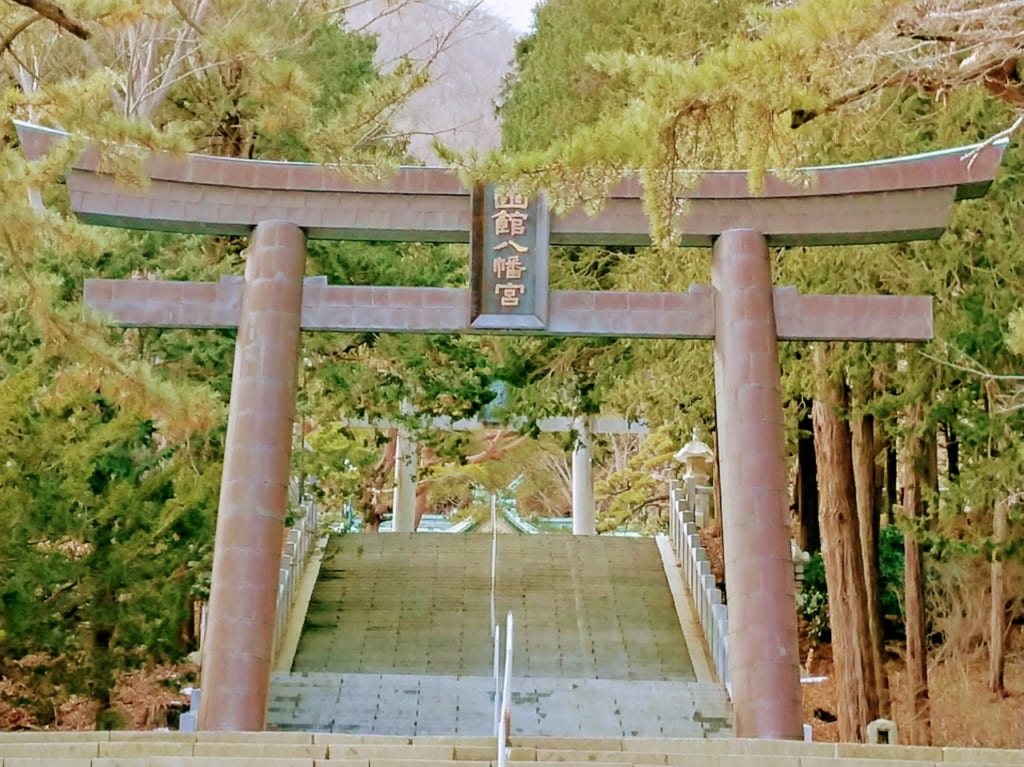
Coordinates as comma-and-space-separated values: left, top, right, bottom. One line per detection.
338, 414, 649, 534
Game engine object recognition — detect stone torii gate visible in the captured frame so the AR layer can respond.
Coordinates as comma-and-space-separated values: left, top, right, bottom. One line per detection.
15, 121, 1006, 738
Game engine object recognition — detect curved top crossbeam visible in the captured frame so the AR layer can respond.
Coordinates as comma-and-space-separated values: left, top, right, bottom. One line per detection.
14, 120, 1007, 247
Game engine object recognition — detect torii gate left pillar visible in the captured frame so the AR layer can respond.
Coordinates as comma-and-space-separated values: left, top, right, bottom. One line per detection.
199, 221, 306, 730
392, 424, 419, 533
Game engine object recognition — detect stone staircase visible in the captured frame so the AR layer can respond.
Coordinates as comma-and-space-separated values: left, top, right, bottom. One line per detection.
2, 730, 1022, 766
4, 532, 1018, 764
269, 534, 729, 737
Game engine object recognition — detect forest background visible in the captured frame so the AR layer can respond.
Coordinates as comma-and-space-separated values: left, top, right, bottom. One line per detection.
1, 0, 1023, 746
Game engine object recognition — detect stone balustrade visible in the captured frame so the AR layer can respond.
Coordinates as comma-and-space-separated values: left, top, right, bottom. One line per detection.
667, 475, 813, 701
274, 500, 320, 658
667, 479, 731, 697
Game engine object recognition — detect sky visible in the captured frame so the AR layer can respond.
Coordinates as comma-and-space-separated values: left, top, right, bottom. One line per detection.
479, 0, 536, 33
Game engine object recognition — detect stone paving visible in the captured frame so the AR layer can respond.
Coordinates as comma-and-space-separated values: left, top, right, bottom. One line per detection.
269, 672, 731, 737
269, 533, 731, 737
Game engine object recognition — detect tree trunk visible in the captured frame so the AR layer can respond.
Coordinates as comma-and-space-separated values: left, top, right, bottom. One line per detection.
812, 347, 880, 742
852, 410, 888, 716
360, 431, 398, 532
989, 498, 1008, 695
900, 403, 932, 745
415, 483, 429, 530
796, 408, 821, 553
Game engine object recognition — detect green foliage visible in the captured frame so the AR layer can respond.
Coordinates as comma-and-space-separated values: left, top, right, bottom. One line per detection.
305, 424, 384, 515
798, 525, 907, 644
878, 525, 906, 620
595, 425, 694, 533
500, 0, 751, 153
493, 0, 914, 246
95, 708, 127, 731
253, 23, 381, 160
0, 0, 418, 708
303, 239, 497, 426
797, 553, 831, 644
0, 355, 219, 693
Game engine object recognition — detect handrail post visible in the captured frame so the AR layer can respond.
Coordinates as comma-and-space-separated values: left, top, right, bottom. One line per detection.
490, 494, 497, 634
503, 611, 514, 728
497, 611, 514, 767
493, 624, 501, 737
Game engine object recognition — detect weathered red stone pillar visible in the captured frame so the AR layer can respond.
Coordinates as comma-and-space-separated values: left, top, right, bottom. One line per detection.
712, 228, 802, 739
198, 220, 306, 730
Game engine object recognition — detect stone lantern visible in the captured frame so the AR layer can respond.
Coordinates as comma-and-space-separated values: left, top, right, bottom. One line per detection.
674, 428, 714, 527
675, 428, 713, 483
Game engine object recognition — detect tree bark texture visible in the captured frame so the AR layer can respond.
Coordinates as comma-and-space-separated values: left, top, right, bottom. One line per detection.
812, 349, 881, 742
900, 403, 932, 745
361, 431, 398, 531
989, 498, 1008, 695
852, 411, 888, 716
797, 409, 821, 553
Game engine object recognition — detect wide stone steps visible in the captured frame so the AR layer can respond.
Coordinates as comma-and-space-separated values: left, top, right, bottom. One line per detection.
0, 731, 1021, 766
271, 533, 717, 737
291, 535, 695, 679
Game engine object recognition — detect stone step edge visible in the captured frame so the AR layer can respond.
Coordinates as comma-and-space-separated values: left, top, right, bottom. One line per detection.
0, 733, 1017, 764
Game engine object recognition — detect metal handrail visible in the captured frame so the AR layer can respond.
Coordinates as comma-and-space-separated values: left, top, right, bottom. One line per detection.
496, 611, 514, 767
490, 495, 497, 635
492, 623, 501, 736
272, 500, 318, 659
487, 492, 514, 761
491, 494, 501, 737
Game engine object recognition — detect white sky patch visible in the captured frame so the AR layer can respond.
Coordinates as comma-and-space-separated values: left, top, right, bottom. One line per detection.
478, 0, 536, 33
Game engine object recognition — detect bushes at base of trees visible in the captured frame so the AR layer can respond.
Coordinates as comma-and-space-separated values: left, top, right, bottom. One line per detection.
800, 525, 907, 644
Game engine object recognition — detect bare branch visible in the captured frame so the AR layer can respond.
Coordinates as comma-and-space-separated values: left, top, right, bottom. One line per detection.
10, 0, 89, 40
918, 348, 1024, 382
345, 0, 422, 36
169, 0, 205, 36
464, 430, 529, 464
1, 12, 40, 55
964, 113, 1024, 168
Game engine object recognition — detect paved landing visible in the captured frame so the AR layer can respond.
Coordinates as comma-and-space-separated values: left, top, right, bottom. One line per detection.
270, 672, 730, 737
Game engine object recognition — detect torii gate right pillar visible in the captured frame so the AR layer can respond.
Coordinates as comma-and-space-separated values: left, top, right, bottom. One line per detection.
713, 229, 801, 738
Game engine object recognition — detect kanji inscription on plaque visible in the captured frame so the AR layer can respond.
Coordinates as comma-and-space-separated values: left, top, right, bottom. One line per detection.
470, 184, 549, 329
